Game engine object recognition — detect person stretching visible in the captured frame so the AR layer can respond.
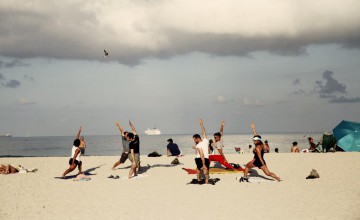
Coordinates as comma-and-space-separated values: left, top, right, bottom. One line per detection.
209, 121, 244, 171
62, 138, 82, 178
192, 118, 210, 184
241, 122, 281, 182
127, 120, 141, 178
112, 121, 130, 170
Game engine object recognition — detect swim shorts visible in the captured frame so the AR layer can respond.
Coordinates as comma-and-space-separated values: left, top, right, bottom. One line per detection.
195, 158, 210, 170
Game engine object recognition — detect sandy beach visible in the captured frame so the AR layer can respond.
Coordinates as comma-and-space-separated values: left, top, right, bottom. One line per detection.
1, 153, 359, 220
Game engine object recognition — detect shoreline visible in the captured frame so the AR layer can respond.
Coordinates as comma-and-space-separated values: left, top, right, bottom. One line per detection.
0, 151, 350, 158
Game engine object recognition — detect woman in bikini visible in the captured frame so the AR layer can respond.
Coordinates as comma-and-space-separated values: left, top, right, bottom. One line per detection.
240, 122, 281, 182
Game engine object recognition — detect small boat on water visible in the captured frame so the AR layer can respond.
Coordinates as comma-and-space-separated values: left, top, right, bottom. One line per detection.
0, 133, 12, 137
144, 128, 161, 135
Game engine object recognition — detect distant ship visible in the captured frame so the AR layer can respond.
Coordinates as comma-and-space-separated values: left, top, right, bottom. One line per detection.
0, 133, 12, 137
144, 128, 161, 135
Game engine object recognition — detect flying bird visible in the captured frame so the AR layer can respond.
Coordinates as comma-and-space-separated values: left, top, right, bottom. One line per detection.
103, 50, 109, 58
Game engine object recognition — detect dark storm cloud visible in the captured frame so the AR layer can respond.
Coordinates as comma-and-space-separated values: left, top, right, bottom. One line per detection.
0, 59, 29, 68
0, 1, 359, 65
329, 96, 360, 103
2, 79, 21, 88
0, 73, 21, 88
314, 71, 360, 103
291, 70, 359, 103
24, 74, 34, 81
315, 70, 346, 94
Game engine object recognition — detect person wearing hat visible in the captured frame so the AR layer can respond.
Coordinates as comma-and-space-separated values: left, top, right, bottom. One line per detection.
166, 138, 181, 157
240, 122, 281, 182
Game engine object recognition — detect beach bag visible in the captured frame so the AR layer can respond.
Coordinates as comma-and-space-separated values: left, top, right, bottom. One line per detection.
306, 169, 320, 179
171, 158, 179, 165
229, 163, 240, 169
148, 151, 162, 157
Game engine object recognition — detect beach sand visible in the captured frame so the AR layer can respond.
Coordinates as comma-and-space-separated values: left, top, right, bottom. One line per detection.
1, 153, 359, 220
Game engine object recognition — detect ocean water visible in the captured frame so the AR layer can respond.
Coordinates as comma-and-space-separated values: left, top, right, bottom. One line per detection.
0, 133, 323, 157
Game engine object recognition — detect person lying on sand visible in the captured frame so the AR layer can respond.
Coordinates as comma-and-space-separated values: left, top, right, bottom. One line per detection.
0, 164, 19, 174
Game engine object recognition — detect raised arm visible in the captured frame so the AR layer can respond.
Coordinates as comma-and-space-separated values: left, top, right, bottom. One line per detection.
250, 121, 258, 136
129, 120, 138, 135
199, 118, 207, 139
115, 121, 125, 136
220, 121, 225, 136
76, 127, 82, 139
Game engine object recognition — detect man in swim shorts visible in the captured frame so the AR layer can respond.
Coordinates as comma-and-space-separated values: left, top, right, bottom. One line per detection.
193, 118, 210, 184
128, 120, 141, 178
112, 121, 131, 170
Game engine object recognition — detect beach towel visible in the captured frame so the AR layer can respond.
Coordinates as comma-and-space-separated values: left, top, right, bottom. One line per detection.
182, 167, 244, 175
74, 174, 91, 181
187, 178, 220, 185
16, 165, 38, 174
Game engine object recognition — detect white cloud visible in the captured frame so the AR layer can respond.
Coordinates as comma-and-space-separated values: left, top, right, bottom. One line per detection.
242, 98, 264, 106
216, 95, 227, 103
18, 98, 36, 105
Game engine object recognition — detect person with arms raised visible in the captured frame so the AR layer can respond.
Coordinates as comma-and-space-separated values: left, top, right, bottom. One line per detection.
127, 120, 141, 179
112, 121, 131, 170
240, 122, 281, 182
192, 118, 210, 184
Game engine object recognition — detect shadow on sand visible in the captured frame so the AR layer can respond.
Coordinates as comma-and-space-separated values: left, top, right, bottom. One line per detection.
248, 169, 274, 181
54, 164, 105, 180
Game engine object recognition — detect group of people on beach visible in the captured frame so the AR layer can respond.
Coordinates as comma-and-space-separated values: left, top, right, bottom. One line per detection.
60, 119, 281, 184
62, 121, 141, 179
291, 132, 338, 153
191, 119, 280, 184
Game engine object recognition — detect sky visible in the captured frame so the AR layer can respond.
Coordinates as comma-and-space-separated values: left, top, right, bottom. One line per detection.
0, 0, 360, 136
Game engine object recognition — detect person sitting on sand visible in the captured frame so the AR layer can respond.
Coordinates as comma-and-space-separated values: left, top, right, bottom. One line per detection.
247, 145, 253, 153
0, 164, 19, 174
308, 137, 319, 152
193, 118, 210, 184
240, 122, 281, 182
62, 137, 82, 178
264, 140, 270, 153
166, 138, 181, 157
291, 142, 300, 153
76, 127, 86, 155
112, 121, 131, 170
209, 121, 242, 171
127, 120, 141, 178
